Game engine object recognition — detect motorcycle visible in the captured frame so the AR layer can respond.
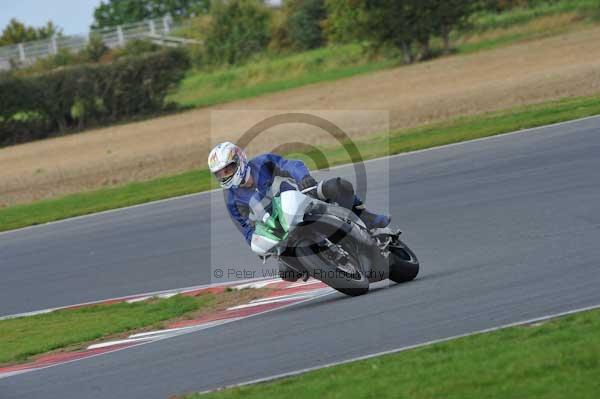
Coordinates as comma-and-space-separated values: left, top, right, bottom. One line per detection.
249, 181, 420, 296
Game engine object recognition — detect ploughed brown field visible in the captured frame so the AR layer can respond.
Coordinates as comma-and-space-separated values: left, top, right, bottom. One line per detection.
2, 27, 600, 206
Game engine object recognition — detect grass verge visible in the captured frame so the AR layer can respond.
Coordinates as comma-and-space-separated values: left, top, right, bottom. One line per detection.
1, 94, 600, 233
0, 289, 265, 366
0, 169, 216, 232
184, 307, 600, 398
469, 0, 599, 31
170, 44, 399, 108
455, 12, 589, 54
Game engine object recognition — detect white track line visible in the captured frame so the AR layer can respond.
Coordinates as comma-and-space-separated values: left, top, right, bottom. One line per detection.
0, 370, 31, 378
248, 289, 332, 304
0, 308, 54, 320
128, 326, 192, 339
87, 337, 156, 350
126, 292, 178, 303
128, 319, 234, 339
2, 114, 598, 237
197, 302, 600, 395
125, 296, 155, 304
233, 279, 281, 290
285, 279, 324, 289
227, 293, 322, 311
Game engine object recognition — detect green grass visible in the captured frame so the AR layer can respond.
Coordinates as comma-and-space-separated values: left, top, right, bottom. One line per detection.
2, 94, 600, 233
185, 307, 600, 399
455, 18, 578, 54
0, 294, 215, 365
170, 44, 399, 108
470, 0, 600, 32
457, 30, 537, 54
0, 169, 216, 232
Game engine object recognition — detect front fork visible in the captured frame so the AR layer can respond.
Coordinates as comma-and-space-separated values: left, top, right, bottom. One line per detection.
371, 228, 403, 257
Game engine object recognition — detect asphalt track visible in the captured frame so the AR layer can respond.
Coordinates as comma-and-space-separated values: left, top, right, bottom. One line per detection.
2, 116, 600, 398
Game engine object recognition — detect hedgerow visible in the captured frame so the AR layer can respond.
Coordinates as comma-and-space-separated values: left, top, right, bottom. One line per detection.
0, 48, 189, 146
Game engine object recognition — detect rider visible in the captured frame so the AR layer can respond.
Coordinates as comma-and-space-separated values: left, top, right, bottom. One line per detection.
208, 142, 390, 277
208, 142, 391, 243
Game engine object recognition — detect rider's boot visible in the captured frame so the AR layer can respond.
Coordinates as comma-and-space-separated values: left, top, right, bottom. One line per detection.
317, 178, 391, 229
352, 199, 391, 230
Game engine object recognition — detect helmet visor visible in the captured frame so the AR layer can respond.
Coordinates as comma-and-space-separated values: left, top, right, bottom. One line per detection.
214, 162, 238, 185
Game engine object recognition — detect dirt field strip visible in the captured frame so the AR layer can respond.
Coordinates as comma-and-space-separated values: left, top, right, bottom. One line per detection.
2, 27, 600, 206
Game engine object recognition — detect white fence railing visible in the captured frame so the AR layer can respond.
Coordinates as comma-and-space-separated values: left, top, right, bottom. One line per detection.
0, 16, 195, 71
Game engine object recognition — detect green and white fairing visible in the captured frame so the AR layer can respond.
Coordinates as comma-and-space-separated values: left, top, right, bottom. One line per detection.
250, 190, 312, 256
248, 182, 420, 297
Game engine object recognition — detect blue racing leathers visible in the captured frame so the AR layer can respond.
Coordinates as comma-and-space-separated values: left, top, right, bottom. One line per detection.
225, 153, 311, 245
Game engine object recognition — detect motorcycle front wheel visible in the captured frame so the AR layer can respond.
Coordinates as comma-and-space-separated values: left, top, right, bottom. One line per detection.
388, 239, 420, 283
294, 239, 369, 297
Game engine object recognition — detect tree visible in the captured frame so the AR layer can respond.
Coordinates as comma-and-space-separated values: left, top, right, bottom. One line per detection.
205, 0, 271, 65
286, 0, 327, 50
0, 19, 61, 45
325, 0, 478, 63
411, 0, 436, 60
409, 0, 476, 59
92, 0, 211, 29
325, 0, 420, 63
481, 0, 530, 13
430, 0, 477, 54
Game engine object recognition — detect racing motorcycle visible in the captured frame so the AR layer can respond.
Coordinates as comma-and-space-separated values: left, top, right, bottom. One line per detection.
249, 181, 420, 296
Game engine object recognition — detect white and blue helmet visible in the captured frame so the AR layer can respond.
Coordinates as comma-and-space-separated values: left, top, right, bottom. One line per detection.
208, 142, 250, 189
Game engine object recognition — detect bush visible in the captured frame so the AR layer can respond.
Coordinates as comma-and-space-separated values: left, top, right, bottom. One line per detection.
268, 9, 293, 51
205, 0, 271, 65
174, 14, 213, 41
0, 48, 190, 147
83, 33, 110, 62
269, 0, 328, 52
112, 39, 161, 59
482, 0, 552, 12
286, 0, 327, 50
18, 48, 86, 75
323, 0, 363, 43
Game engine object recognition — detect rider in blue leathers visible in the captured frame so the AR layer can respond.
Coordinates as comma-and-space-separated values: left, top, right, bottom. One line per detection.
208, 143, 391, 247
225, 153, 312, 245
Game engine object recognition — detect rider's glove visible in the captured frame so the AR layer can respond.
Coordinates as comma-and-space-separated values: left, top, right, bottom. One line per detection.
299, 176, 318, 197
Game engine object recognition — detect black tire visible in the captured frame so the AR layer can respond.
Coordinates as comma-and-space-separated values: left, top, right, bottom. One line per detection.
295, 240, 369, 297
388, 240, 420, 283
